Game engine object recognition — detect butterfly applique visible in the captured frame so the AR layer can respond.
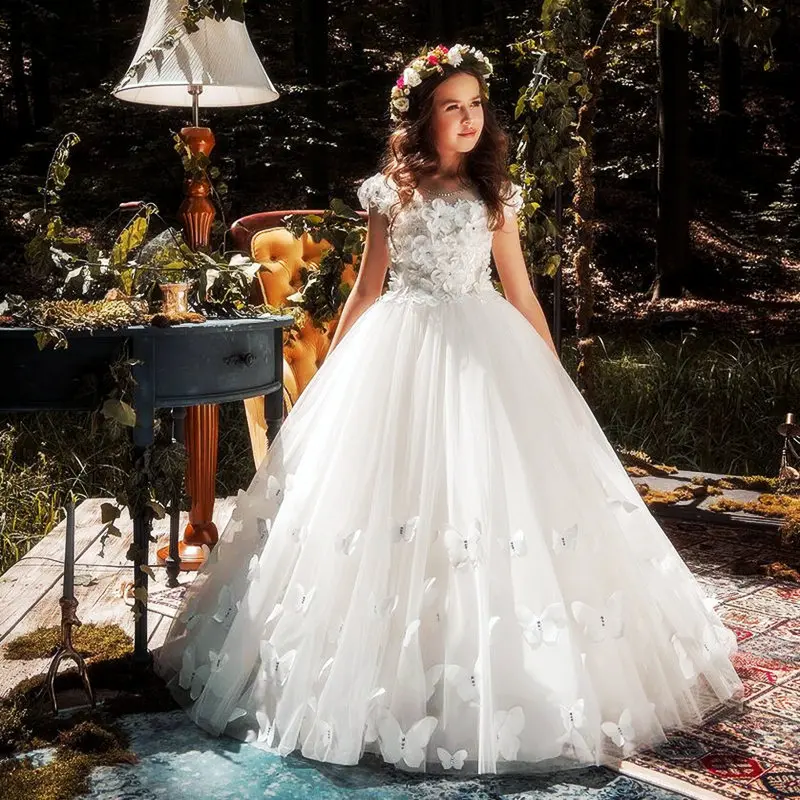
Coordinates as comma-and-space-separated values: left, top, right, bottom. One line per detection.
178, 596, 205, 632
571, 591, 625, 642
601, 708, 637, 754
494, 706, 525, 761
393, 515, 420, 544
336, 527, 362, 556
311, 718, 336, 760
437, 747, 468, 769
212, 585, 240, 626
260, 640, 296, 685
498, 528, 528, 558
444, 659, 482, 706
286, 583, 316, 614
560, 698, 586, 733
178, 644, 211, 701
557, 698, 595, 759
552, 523, 580, 553
377, 710, 438, 768
516, 602, 567, 648
443, 518, 483, 568
267, 472, 295, 502
255, 516, 272, 545
231, 488, 261, 524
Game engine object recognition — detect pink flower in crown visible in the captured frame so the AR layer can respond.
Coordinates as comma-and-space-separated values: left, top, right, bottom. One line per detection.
396, 76, 405, 88
427, 54, 439, 65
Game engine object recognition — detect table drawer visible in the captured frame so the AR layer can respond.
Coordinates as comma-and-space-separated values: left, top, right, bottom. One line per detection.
151, 328, 281, 406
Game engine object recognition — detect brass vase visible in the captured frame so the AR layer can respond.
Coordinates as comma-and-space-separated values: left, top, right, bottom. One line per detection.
159, 281, 191, 315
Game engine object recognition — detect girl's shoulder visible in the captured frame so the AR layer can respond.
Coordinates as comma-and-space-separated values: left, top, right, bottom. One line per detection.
356, 171, 398, 216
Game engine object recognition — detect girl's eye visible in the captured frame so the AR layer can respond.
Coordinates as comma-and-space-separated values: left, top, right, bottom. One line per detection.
447, 101, 481, 111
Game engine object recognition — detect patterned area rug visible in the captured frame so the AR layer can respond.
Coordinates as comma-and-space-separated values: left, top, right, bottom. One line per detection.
620, 518, 800, 800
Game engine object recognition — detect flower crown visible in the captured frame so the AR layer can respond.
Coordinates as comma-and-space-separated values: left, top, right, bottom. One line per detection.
390, 43, 493, 123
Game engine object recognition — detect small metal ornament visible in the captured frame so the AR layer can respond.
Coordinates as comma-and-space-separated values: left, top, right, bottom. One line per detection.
46, 596, 96, 714
47, 500, 95, 713
778, 412, 800, 481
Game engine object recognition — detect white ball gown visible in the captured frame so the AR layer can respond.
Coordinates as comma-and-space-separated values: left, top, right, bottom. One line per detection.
154, 171, 743, 775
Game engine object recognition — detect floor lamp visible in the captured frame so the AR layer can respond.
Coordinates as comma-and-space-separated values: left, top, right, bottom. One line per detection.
113, 0, 279, 569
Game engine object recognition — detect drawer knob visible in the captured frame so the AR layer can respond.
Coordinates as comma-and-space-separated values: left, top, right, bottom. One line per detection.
224, 352, 256, 367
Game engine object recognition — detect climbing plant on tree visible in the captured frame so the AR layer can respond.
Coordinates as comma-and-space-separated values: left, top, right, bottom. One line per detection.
510, 0, 778, 401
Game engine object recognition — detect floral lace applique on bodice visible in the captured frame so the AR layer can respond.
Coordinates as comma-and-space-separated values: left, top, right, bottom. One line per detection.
356, 172, 523, 305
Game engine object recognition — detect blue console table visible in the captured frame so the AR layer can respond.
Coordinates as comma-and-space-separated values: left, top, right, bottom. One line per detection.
0, 316, 294, 663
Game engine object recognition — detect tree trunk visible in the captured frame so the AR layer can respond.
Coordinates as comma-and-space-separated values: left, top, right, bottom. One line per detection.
653, 22, 690, 299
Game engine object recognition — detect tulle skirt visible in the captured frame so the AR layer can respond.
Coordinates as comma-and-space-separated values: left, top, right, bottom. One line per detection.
154, 285, 743, 775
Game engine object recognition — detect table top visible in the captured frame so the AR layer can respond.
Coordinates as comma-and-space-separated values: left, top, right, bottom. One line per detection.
0, 315, 294, 339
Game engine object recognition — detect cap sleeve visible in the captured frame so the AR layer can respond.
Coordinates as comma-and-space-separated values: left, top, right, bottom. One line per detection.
502, 181, 524, 220
356, 172, 396, 216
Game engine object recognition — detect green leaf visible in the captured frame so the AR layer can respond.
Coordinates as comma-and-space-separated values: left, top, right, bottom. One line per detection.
330, 198, 361, 220
140, 564, 157, 580
34, 331, 51, 350
101, 398, 137, 427
111, 215, 150, 268
119, 268, 134, 295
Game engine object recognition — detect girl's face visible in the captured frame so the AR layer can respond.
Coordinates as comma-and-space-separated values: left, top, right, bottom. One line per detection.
429, 72, 485, 160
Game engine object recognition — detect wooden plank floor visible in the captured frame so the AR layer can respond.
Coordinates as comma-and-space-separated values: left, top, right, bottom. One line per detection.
0, 470, 784, 699
0, 497, 235, 697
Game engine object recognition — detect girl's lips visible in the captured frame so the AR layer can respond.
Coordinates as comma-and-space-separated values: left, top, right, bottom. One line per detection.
459, 131, 476, 137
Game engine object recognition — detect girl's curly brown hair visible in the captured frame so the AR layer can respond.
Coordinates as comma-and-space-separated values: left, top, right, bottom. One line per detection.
378, 62, 516, 236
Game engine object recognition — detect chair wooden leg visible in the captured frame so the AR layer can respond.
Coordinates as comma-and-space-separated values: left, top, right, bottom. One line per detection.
243, 395, 269, 470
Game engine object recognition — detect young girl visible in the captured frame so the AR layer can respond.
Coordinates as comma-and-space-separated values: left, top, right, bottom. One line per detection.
155, 43, 742, 776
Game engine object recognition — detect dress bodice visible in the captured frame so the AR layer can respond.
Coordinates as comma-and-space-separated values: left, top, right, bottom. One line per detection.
356, 172, 523, 305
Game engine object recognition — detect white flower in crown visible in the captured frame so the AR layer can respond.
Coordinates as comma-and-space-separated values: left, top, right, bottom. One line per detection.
403, 66, 422, 87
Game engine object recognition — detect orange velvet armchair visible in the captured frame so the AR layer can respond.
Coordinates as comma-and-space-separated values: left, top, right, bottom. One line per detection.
230, 209, 367, 467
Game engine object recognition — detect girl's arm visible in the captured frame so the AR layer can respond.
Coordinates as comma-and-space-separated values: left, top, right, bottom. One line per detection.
328, 207, 391, 354
491, 209, 560, 359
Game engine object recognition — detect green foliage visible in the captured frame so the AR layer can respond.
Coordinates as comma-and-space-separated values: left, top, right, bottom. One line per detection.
656, 0, 778, 60
510, 0, 591, 277
283, 199, 367, 327
181, 0, 247, 31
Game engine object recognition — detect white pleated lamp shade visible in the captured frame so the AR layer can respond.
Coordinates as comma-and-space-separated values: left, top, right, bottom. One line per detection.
113, 0, 279, 107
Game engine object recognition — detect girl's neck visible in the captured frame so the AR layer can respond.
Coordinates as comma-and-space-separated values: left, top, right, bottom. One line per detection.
435, 153, 467, 181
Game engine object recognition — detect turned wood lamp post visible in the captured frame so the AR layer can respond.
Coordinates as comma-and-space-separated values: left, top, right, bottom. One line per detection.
112, 0, 279, 569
